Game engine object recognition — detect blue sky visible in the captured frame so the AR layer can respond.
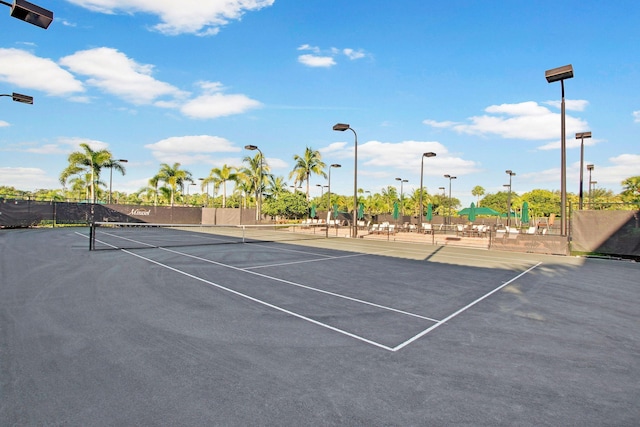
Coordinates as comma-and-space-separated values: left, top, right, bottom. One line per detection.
1, 0, 639, 207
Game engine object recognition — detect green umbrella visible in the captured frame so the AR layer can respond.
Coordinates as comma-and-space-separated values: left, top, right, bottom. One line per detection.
426, 203, 433, 221
358, 202, 364, 220
392, 201, 399, 220
521, 201, 529, 224
468, 202, 477, 222
333, 203, 339, 219
458, 206, 500, 216
310, 204, 316, 218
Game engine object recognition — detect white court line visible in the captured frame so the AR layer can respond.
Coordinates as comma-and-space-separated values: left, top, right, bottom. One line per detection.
391, 262, 543, 352
122, 248, 397, 352
160, 247, 438, 322
81, 231, 541, 351
243, 252, 370, 270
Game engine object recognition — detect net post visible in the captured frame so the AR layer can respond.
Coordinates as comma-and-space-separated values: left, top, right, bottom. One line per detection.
89, 222, 95, 251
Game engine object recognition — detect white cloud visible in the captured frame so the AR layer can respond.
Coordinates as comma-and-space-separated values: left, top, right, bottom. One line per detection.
0, 167, 58, 190
343, 48, 366, 60
57, 136, 111, 151
60, 47, 187, 105
423, 119, 460, 128
297, 44, 368, 68
425, 101, 588, 141
633, 111, 640, 123
297, 44, 320, 53
0, 48, 84, 97
144, 135, 243, 165
323, 139, 479, 176
544, 99, 589, 112
145, 135, 239, 153
298, 54, 336, 68
537, 136, 601, 151
66, 0, 275, 36
180, 81, 261, 119
0, 120, 9, 128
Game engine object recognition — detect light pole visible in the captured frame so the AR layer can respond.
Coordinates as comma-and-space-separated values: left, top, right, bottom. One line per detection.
576, 131, 592, 210
0, 0, 53, 29
244, 145, 263, 222
327, 164, 341, 237
333, 123, 358, 238
419, 152, 437, 223
1, 92, 33, 104
444, 175, 456, 226
108, 159, 127, 204
505, 170, 516, 227
587, 164, 594, 209
395, 177, 408, 217
546, 64, 574, 236
316, 184, 327, 199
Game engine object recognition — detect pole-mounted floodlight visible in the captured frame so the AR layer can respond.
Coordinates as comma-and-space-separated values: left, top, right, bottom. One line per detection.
326, 163, 341, 238
444, 174, 457, 226
576, 131, 592, 210
333, 123, 358, 238
12, 92, 33, 104
545, 64, 574, 236
395, 177, 408, 216
419, 152, 436, 224
505, 170, 516, 227
1, 92, 33, 104
0, 0, 53, 29
587, 164, 595, 209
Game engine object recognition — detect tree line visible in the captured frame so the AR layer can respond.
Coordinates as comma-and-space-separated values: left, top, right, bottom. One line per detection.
2, 142, 639, 220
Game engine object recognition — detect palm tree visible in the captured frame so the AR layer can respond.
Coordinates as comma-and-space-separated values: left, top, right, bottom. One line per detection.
104, 159, 127, 203
472, 185, 485, 207
289, 147, 327, 201
148, 175, 161, 206
205, 164, 238, 208
266, 175, 288, 199
155, 163, 193, 206
380, 185, 398, 213
59, 142, 113, 203
241, 153, 270, 219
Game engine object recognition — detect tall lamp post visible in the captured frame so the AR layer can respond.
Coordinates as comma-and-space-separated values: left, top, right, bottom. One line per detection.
333, 123, 358, 238
395, 177, 408, 216
586, 164, 594, 209
316, 184, 327, 199
244, 145, 263, 222
419, 152, 437, 223
0, 0, 53, 29
108, 159, 127, 204
444, 174, 456, 226
327, 164, 341, 238
546, 64, 574, 236
505, 170, 516, 227
576, 131, 592, 210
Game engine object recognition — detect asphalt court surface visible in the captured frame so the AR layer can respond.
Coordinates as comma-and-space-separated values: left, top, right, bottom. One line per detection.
92, 227, 546, 351
2, 227, 639, 426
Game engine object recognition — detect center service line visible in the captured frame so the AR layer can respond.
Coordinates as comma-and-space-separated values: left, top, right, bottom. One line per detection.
391, 262, 543, 352
121, 248, 396, 352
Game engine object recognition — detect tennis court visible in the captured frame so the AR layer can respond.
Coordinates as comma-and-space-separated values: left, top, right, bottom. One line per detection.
1, 227, 639, 425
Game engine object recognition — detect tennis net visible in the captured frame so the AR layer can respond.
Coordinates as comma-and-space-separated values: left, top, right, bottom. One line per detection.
89, 221, 329, 250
